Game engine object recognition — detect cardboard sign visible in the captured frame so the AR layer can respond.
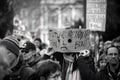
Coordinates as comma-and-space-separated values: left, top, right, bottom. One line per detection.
48, 29, 91, 52
86, 0, 107, 31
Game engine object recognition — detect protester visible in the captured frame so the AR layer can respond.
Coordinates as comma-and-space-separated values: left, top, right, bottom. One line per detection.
29, 59, 61, 80
62, 52, 82, 80
97, 53, 107, 72
98, 41, 104, 56
21, 42, 56, 71
0, 36, 34, 80
96, 45, 120, 80
112, 37, 120, 50
43, 48, 96, 80
21, 41, 39, 69
76, 50, 96, 80
34, 38, 42, 51
99, 41, 104, 51
104, 40, 112, 51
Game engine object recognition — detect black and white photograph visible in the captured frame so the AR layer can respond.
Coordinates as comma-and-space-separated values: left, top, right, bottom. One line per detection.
0, 0, 120, 80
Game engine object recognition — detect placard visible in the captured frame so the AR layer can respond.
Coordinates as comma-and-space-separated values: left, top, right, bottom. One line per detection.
86, 0, 107, 31
48, 29, 91, 52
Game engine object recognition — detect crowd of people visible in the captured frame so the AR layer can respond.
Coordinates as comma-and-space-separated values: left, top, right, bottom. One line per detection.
0, 34, 120, 80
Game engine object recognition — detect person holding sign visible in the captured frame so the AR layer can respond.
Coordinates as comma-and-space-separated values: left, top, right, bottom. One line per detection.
44, 48, 96, 80
45, 51, 81, 80
48, 29, 97, 80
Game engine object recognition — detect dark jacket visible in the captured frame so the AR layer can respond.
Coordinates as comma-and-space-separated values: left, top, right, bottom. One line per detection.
43, 52, 96, 80
96, 63, 120, 80
53, 53, 96, 80
28, 54, 52, 70
77, 56, 96, 80
4, 59, 34, 80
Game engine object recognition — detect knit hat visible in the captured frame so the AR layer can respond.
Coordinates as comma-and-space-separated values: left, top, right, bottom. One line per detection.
22, 41, 36, 53
0, 36, 20, 57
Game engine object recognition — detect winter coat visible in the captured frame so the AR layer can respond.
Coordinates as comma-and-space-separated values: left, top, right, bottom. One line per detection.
53, 53, 96, 80
28, 54, 51, 70
96, 63, 120, 80
77, 56, 96, 80
3, 60, 34, 80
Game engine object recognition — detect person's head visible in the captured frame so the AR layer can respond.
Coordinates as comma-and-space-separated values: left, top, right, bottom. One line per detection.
41, 43, 47, 50
21, 41, 36, 61
112, 38, 120, 50
99, 41, 104, 51
34, 38, 42, 48
30, 59, 61, 80
97, 54, 107, 70
104, 41, 112, 50
106, 45, 120, 65
0, 36, 20, 70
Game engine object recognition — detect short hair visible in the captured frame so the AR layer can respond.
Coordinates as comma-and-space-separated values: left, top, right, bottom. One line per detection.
104, 41, 111, 45
105, 45, 119, 55
97, 53, 107, 68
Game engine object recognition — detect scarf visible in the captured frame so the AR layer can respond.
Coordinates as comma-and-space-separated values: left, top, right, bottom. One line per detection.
65, 62, 81, 80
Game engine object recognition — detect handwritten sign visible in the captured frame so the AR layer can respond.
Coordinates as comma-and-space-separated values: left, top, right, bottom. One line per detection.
48, 29, 91, 52
86, 0, 107, 31
41, 0, 75, 4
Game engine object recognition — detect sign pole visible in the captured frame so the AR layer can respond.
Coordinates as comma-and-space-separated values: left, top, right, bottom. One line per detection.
83, 0, 87, 29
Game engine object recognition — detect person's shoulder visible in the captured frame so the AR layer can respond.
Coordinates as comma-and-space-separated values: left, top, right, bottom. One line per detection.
20, 63, 35, 75
96, 66, 108, 79
20, 64, 35, 79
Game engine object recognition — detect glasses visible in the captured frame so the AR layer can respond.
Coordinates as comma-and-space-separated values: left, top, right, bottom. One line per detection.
21, 50, 29, 53
108, 53, 119, 57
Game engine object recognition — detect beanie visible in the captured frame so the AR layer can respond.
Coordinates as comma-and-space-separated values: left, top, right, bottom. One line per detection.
0, 36, 20, 57
22, 41, 36, 53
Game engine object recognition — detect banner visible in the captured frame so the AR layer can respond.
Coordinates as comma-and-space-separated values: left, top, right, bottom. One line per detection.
48, 29, 91, 52
86, 0, 107, 31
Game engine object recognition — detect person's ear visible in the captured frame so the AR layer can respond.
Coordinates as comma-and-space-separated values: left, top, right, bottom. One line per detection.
40, 76, 45, 80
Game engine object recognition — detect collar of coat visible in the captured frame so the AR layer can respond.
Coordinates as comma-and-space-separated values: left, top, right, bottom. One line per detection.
102, 63, 120, 79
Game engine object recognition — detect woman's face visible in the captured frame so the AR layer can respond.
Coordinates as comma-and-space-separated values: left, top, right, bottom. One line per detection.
99, 59, 107, 69
34, 40, 41, 48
